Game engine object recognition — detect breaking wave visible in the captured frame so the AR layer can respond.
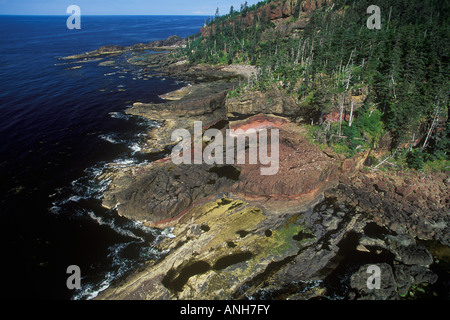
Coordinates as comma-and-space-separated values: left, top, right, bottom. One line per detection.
48, 116, 171, 300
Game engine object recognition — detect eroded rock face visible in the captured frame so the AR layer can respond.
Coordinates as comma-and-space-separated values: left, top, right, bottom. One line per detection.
125, 81, 232, 153
96, 196, 346, 300
97, 192, 443, 300
101, 162, 239, 228
101, 114, 339, 227
200, 0, 333, 38
335, 170, 450, 246
226, 86, 299, 117
229, 117, 339, 212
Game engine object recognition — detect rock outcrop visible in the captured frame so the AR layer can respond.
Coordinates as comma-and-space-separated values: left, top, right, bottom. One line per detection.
226, 85, 299, 117
334, 169, 450, 246
97, 188, 445, 300
230, 116, 339, 211
125, 81, 233, 153
62, 35, 185, 60
96, 195, 361, 300
201, 0, 333, 38
101, 162, 237, 228
101, 114, 339, 227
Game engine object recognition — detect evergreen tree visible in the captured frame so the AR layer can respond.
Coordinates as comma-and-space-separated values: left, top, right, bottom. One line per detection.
183, 0, 449, 168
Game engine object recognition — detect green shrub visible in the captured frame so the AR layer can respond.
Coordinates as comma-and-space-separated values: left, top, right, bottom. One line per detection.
332, 143, 352, 158
406, 149, 425, 170
423, 159, 450, 173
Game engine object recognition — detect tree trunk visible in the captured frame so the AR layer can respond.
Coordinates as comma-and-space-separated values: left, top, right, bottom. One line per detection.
422, 101, 440, 150
349, 99, 354, 127
338, 94, 344, 136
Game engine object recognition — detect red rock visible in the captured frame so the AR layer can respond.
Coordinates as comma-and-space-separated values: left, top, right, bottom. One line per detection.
230, 115, 338, 210
201, 0, 331, 39
228, 113, 287, 131
341, 159, 356, 172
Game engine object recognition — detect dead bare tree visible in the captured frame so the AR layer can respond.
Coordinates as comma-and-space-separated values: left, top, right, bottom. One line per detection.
422, 98, 441, 150
349, 99, 354, 127
338, 94, 345, 137
371, 149, 399, 171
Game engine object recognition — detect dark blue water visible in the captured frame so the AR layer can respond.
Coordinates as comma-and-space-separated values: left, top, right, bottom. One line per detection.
0, 15, 206, 300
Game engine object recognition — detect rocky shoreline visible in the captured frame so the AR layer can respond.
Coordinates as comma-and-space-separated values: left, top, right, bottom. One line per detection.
65, 42, 449, 300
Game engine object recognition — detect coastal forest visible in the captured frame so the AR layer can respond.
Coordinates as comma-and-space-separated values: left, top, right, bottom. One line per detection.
176, 0, 449, 172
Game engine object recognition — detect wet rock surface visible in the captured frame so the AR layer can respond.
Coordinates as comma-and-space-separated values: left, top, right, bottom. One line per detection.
97, 192, 448, 300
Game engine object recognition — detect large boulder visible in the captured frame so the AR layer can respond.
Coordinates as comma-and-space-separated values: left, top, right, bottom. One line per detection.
101, 162, 238, 227
350, 263, 398, 300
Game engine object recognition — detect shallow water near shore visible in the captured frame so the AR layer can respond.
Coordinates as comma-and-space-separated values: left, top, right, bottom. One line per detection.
0, 15, 206, 299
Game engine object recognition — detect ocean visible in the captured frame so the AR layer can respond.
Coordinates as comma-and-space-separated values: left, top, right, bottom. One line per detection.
0, 15, 207, 300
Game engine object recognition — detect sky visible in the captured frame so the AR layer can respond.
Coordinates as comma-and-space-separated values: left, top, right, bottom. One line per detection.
0, 0, 262, 15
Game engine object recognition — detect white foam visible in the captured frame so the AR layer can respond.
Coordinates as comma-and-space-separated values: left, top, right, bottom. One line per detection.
70, 215, 175, 300
68, 195, 82, 202
72, 272, 116, 300
73, 241, 161, 300
129, 142, 142, 154
132, 220, 154, 233
86, 211, 143, 241
140, 246, 166, 260
108, 111, 130, 120
98, 134, 125, 145
109, 158, 137, 168
49, 205, 62, 215
161, 227, 176, 239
